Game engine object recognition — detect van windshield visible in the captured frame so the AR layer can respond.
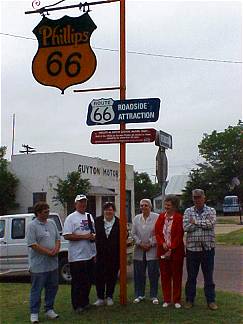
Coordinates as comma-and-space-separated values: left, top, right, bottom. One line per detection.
48, 214, 62, 232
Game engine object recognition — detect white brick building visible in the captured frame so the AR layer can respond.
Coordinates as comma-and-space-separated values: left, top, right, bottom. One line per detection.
10, 152, 134, 222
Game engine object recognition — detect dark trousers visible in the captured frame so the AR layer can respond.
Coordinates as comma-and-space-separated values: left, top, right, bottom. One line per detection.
95, 262, 119, 299
185, 249, 215, 304
69, 259, 95, 310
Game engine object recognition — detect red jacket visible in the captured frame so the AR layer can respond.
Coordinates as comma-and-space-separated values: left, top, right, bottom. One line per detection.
155, 212, 185, 260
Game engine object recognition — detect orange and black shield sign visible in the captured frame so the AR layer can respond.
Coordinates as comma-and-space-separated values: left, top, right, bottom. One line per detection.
32, 13, 97, 93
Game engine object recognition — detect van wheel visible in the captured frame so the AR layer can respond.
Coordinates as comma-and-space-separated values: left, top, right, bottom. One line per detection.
59, 256, 71, 283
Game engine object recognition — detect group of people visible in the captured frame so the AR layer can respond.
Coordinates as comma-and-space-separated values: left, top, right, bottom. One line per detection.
62, 195, 120, 312
27, 196, 120, 323
133, 189, 217, 312
26, 188, 217, 323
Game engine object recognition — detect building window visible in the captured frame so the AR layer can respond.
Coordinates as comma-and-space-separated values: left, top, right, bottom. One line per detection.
12, 218, 25, 239
33, 192, 47, 205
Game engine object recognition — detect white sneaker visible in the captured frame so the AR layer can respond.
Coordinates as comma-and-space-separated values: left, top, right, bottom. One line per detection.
93, 299, 105, 306
106, 297, 114, 306
45, 309, 59, 319
151, 297, 159, 305
175, 303, 181, 309
162, 302, 169, 308
133, 296, 145, 303
30, 314, 39, 323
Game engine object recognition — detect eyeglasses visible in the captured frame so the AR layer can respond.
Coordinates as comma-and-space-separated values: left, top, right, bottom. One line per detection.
140, 204, 149, 207
193, 196, 203, 199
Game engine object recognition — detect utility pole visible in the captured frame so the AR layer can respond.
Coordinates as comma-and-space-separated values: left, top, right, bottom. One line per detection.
19, 144, 36, 154
119, 0, 127, 305
11, 113, 16, 156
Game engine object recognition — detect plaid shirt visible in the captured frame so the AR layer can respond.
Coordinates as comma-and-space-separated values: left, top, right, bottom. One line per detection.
183, 205, 216, 251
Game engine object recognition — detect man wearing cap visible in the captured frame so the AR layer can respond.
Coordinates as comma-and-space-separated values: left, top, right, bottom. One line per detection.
183, 189, 218, 310
63, 194, 96, 313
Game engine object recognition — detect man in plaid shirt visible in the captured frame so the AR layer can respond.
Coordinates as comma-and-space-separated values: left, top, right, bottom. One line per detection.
183, 189, 218, 310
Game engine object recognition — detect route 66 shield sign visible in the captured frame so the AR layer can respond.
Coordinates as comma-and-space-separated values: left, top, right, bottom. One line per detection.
89, 98, 115, 124
32, 13, 97, 93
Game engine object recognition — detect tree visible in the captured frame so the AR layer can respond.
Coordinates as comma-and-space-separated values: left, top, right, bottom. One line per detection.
53, 171, 91, 215
0, 146, 19, 215
182, 122, 243, 209
134, 171, 160, 214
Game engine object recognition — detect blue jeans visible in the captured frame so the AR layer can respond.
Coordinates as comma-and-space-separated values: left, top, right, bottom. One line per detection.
185, 249, 215, 304
30, 269, 59, 314
133, 254, 160, 298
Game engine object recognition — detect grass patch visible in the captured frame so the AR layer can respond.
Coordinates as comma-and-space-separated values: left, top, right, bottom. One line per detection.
0, 281, 242, 323
217, 228, 243, 245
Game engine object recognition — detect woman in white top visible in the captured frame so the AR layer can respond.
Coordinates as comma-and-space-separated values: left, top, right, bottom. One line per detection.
132, 198, 160, 304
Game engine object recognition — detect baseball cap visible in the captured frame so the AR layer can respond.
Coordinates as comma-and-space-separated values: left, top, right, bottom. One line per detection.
75, 194, 88, 202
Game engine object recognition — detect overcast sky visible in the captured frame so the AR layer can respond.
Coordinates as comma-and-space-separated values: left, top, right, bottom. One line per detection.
1, 0, 242, 181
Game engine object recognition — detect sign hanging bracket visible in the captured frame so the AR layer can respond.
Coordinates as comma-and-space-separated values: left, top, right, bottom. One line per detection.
80, 2, 91, 13
26, 0, 120, 15
31, 0, 66, 16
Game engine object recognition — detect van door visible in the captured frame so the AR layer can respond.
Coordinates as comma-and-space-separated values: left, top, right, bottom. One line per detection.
7, 217, 29, 273
0, 219, 9, 274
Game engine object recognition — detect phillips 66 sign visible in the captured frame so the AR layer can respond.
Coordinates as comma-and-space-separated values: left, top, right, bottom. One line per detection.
32, 13, 97, 93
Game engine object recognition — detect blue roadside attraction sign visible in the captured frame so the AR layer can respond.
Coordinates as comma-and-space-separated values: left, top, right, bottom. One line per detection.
86, 97, 161, 125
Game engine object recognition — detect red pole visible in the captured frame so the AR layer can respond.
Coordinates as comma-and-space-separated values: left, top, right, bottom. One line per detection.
119, 0, 127, 305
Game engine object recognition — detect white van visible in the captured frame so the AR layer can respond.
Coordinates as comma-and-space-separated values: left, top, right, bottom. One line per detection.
223, 196, 241, 216
0, 213, 71, 283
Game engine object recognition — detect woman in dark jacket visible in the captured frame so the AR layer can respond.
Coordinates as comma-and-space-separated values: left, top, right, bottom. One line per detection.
93, 202, 120, 306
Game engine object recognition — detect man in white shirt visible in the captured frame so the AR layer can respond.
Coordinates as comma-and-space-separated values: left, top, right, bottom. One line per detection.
63, 194, 96, 313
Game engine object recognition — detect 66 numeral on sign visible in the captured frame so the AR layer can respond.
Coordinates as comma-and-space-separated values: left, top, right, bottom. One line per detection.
90, 106, 115, 124
47, 51, 82, 77
93, 107, 112, 122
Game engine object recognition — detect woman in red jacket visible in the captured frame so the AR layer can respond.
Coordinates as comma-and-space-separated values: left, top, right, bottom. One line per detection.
155, 195, 184, 308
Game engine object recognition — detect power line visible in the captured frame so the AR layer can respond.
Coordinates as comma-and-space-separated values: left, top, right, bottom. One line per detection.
0, 32, 35, 41
126, 50, 242, 64
0, 32, 242, 64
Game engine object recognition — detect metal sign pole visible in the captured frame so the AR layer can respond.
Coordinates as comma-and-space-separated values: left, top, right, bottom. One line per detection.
119, 0, 127, 305
26, 0, 127, 302
156, 146, 168, 210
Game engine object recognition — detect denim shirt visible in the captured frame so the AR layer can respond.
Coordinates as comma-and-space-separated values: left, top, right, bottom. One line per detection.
27, 218, 60, 273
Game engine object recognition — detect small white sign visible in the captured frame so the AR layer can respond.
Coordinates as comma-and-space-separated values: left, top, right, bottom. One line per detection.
90, 98, 115, 124
156, 130, 172, 149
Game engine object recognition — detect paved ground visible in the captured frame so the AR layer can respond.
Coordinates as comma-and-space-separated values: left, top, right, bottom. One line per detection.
1, 224, 242, 295
128, 223, 243, 295
182, 245, 243, 295
183, 223, 243, 295
215, 223, 243, 234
